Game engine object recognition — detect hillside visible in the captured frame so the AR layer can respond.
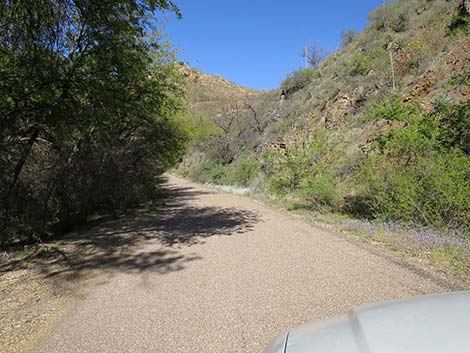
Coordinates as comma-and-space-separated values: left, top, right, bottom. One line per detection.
177, 64, 269, 167
179, 63, 260, 112
178, 0, 470, 238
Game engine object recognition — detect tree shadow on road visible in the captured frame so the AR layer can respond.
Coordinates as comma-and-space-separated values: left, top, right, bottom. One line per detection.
1, 178, 261, 280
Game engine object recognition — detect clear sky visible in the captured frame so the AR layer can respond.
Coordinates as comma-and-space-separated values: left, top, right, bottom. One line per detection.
163, 0, 384, 90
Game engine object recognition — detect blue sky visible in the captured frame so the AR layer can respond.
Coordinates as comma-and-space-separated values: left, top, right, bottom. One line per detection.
163, 0, 383, 90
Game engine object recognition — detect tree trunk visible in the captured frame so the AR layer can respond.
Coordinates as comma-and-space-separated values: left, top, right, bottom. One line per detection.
1, 126, 40, 248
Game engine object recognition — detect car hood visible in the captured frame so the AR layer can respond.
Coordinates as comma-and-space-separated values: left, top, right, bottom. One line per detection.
283, 291, 470, 353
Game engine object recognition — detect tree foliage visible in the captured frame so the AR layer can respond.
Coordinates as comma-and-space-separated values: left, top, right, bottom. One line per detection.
0, 0, 186, 247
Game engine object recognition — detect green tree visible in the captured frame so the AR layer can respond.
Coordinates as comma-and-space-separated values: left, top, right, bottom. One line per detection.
0, 0, 186, 247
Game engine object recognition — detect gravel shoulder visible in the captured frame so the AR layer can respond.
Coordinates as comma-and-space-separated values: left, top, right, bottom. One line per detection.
1, 175, 465, 353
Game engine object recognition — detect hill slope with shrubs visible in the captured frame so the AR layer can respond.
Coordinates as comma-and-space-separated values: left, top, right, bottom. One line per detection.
179, 0, 470, 237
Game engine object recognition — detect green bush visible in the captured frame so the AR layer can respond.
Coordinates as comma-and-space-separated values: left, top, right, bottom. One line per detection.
354, 100, 470, 230
188, 160, 227, 184
449, 0, 470, 33
357, 152, 470, 229
349, 52, 373, 76
362, 93, 421, 122
262, 130, 336, 197
281, 69, 315, 96
431, 96, 470, 154
368, 1, 411, 32
450, 58, 470, 86
226, 158, 261, 187
297, 169, 343, 211
264, 153, 309, 194
187, 158, 260, 188
176, 112, 222, 145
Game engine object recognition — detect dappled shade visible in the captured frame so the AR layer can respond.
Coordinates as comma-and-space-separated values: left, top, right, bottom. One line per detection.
1, 182, 261, 280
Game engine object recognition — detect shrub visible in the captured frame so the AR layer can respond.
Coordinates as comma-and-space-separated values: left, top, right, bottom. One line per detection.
297, 169, 343, 211
188, 158, 260, 188
431, 96, 470, 154
188, 160, 227, 184
341, 29, 359, 48
357, 152, 470, 229
226, 158, 261, 187
450, 58, 470, 86
395, 37, 434, 76
354, 100, 470, 230
349, 52, 372, 76
368, 1, 411, 32
449, 0, 470, 33
265, 155, 309, 194
281, 69, 315, 96
362, 93, 421, 123
262, 129, 336, 196
176, 112, 222, 146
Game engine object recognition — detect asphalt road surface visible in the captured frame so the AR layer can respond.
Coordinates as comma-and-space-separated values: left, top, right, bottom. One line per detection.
38, 176, 451, 353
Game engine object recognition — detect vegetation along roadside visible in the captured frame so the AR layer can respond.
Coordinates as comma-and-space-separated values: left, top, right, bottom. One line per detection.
176, 0, 470, 282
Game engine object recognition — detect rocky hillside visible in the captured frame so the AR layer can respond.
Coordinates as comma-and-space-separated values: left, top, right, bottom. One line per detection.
179, 63, 260, 116
179, 0, 470, 233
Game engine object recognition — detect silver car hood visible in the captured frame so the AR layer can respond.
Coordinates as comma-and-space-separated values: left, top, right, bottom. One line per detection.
269, 291, 470, 353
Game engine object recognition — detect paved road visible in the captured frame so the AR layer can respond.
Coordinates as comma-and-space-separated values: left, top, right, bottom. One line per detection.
39, 176, 450, 353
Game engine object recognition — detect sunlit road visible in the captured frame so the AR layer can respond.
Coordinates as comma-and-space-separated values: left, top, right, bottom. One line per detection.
38, 176, 450, 353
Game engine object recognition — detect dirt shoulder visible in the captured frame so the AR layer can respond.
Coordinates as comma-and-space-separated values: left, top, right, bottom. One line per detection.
1, 259, 81, 353
0, 212, 154, 353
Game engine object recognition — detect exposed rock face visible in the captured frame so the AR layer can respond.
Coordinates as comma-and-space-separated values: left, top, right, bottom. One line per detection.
323, 92, 354, 128
404, 73, 436, 102
321, 84, 379, 129
403, 37, 470, 105
446, 37, 470, 103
